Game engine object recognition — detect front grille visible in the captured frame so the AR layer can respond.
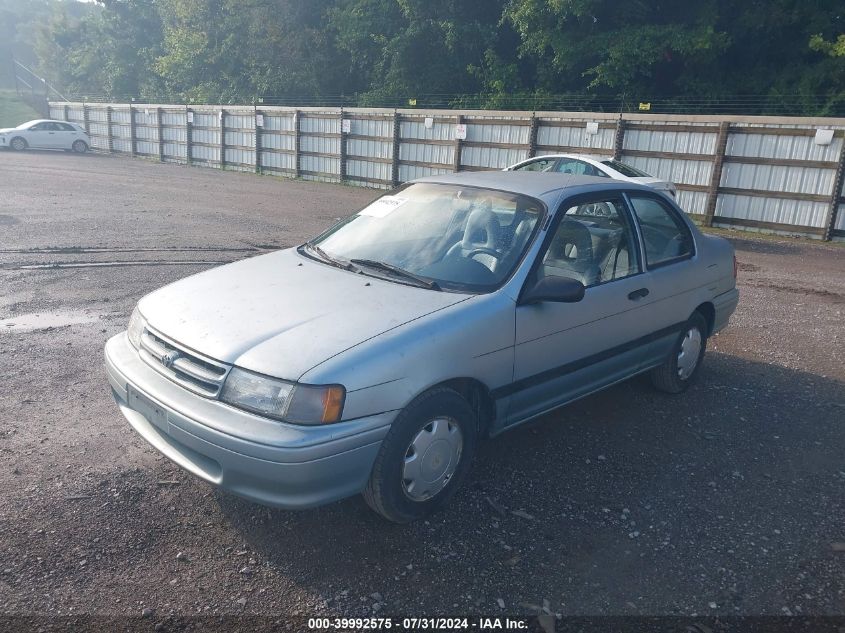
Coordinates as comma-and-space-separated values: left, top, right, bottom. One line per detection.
138, 327, 230, 397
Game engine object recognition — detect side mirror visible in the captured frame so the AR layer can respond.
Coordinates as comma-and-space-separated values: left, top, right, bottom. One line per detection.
520, 275, 585, 305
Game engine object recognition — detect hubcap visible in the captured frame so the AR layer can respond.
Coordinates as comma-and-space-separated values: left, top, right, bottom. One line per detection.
402, 418, 463, 502
677, 326, 703, 380
11, 139, 25, 150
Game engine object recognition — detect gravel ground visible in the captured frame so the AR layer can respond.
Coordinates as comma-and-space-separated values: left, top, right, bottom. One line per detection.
0, 151, 843, 626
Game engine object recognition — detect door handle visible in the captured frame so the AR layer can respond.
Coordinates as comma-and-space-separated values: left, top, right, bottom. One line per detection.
628, 288, 650, 300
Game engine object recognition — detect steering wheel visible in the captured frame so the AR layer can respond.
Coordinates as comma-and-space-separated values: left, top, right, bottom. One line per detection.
465, 247, 502, 261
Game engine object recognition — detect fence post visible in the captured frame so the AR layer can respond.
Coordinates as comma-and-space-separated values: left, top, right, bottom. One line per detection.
527, 113, 538, 158
823, 134, 845, 241
453, 114, 464, 173
185, 106, 193, 166
391, 110, 400, 187
254, 104, 261, 175
613, 116, 626, 161
293, 109, 301, 178
219, 109, 226, 170
63, 104, 69, 123
82, 102, 90, 136
704, 121, 730, 227
339, 108, 347, 183
156, 107, 164, 162
106, 106, 114, 153
128, 104, 136, 157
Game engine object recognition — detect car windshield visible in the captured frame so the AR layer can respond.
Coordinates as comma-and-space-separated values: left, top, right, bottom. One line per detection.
304, 183, 544, 292
15, 120, 40, 129
601, 159, 651, 178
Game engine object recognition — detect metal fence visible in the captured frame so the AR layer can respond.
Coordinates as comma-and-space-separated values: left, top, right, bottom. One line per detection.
49, 102, 845, 241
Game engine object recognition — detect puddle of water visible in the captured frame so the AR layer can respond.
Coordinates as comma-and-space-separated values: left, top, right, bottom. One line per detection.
0, 310, 104, 332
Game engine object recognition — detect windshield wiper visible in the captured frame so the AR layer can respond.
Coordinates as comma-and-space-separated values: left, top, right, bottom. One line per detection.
349, 259, 441, 290
302, 242, 355, 271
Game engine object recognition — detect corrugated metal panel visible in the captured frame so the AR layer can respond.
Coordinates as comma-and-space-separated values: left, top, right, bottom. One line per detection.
262, 114, 295, 132
835, 204, 845, 230
260, 151, 294, 171
161, 111, 186, 126
349, 117, 391, 138
624, 128, 717, 155
461, 145, 525, 169
465, 123, 529, 145
225, 148, 254, 166
301, 154, 340, 176
623, 155, 713, 187
300, 115, 339, 134
192, 128, 219, 145
721, 162, 835, 195
136, 141, 158, 155
49, 106, 63, 118
399, 142, 453, 167
162, 142, 186, 159
715, 193, 828, 228
301, 135, 339, 155
401, 120, 453, 142
88, 123, 108, 137
399, 164, 452, 182
111, 109, 130, 124
88, 109, 107, 122
111, 124, 131, 140
260, 132, 294, 152
112, 139, 132, 153
348, 138, 391, 159
225, 113, 253, 129
727, 129, 843, 162
225, 130, 255, 148
347, 159, 391, 182
675, 190, 708, 216
193, 112, 218, 128
537, 122, 614, 151
161, 127, 186, 143
191, 144, 218, 163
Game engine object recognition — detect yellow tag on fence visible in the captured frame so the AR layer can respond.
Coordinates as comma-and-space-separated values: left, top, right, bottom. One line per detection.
638, 102, 651, 111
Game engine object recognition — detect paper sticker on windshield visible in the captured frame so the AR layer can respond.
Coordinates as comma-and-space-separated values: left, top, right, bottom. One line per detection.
358, 196, 408, 218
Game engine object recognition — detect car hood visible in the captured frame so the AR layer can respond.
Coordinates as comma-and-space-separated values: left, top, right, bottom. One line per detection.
138, 248, 470, 380
0, 128, 16, 134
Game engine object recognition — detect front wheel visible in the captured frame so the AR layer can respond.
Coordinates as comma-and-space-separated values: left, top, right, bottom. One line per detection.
72, 140, 88, 153
10, 137, 27, 151
650, 312, 708, 393
363, 387, 477, 523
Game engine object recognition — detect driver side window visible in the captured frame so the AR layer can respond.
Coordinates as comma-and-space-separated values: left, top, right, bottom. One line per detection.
539, 198, 640, 288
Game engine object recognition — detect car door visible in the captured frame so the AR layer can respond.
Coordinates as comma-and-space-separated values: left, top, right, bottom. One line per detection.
625, 193, 705, 366
56, 122, 78, 149
505, 192, 667, 426
25, 122, 55, 148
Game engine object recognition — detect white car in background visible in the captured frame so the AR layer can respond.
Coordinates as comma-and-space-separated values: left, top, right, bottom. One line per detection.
0, 119, 90, 153
506, 153, 677, 197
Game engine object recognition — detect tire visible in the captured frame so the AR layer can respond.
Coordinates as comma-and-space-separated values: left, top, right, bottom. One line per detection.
72, 140, 88, 153
10, 137, 27, 151
650, 312, 708, 394
363, 387, 478, 523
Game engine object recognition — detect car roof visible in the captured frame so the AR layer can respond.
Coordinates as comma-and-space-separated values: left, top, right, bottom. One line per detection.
412, 170, 654, 201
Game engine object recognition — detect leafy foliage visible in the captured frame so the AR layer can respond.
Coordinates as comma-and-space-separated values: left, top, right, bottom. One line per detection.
3, 0, 843, 114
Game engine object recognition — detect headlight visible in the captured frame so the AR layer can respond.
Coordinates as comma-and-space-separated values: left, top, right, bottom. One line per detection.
127, 307, 145, 349
219, 367, 345, 425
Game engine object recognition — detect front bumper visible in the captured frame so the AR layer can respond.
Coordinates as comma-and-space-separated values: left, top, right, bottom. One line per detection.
105, 333, 393, 509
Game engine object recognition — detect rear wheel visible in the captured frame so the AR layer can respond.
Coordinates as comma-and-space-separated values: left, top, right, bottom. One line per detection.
650, 312, 708, 393
72, 140, 88, 153
363, 387, 477, 523
10, 137, 27, 151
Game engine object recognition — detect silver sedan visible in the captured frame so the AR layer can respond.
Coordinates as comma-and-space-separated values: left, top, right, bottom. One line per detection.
105, 172, 739, 522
